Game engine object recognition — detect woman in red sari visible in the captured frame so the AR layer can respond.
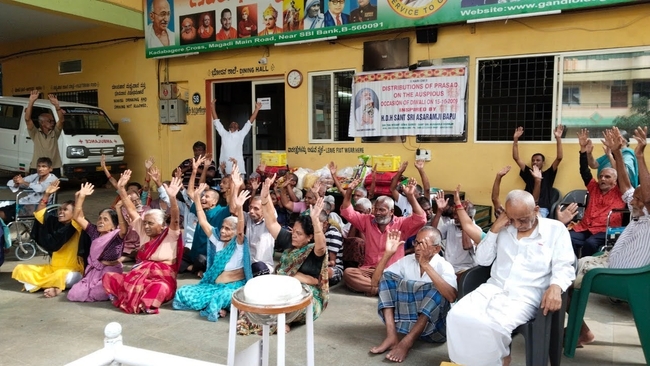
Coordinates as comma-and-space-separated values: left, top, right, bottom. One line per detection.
103, 170, 184, 314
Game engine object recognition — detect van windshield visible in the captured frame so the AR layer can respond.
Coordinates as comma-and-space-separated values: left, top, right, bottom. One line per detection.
61, 107, 118, 136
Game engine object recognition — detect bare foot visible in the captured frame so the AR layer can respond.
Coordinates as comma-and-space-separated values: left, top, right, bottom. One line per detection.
385, 338, 414, 363
197, 271, 204, 278
43, 288, 62, 298
578, 331, 595, 347
502, 354, 512, 366
285, 324, 291, 333
370, 335, 399, 355
219, 309, 228, 318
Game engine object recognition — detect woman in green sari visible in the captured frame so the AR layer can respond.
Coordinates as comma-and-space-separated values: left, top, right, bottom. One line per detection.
237, 174, 328, 335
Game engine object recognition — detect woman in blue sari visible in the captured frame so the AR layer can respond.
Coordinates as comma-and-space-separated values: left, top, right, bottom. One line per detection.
173, 173, 252, 321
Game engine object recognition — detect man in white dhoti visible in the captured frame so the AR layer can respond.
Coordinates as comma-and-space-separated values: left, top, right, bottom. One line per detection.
446, 189, 575, 366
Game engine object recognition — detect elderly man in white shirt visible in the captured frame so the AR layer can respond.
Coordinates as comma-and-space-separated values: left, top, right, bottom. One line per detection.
210, 97, 262, 176
369, 226, 457, 363
243, 195, 276, 275
447, 189, 575, 366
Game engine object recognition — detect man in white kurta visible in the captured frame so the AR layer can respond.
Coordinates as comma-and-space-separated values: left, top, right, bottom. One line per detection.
210, 98, 262, 176
369, 227, 458, 363
447, 190, 575, 366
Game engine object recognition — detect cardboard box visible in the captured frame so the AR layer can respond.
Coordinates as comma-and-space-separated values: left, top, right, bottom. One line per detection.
372, 155, 401, 172
261, 151, 287, 167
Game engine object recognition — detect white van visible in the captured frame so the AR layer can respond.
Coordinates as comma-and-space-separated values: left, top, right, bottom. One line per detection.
0, 97, 127, 182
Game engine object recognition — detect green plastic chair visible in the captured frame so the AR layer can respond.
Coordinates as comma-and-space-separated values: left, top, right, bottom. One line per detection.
563, 263, 650, 363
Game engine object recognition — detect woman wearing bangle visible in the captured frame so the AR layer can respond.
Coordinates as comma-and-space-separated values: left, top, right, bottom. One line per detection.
238, 174, 328, 335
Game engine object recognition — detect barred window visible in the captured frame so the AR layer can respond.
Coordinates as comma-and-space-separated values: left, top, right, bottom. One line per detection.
309, 70, 355, 143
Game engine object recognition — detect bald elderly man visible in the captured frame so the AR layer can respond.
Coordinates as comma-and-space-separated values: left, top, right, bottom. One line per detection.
147, 0, 176, 48
570, 128, 627, 258
447, 190, 575, 366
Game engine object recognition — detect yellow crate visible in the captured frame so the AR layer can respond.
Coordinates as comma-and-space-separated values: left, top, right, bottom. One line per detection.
261, 151, 287, 167
372, 155, 401, 172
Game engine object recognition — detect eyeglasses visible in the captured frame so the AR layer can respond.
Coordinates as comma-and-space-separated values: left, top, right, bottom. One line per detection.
152, 11, 171, 18
330, 0, 345, 4
414, 239, 430, 247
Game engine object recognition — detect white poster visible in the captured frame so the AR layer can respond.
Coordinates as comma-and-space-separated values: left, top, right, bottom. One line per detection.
348, 65, 468, 137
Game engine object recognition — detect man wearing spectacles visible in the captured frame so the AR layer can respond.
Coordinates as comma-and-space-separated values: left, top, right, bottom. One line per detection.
146, 0, 176, 48
24, 90, 64, 177
324, 0, 349, 27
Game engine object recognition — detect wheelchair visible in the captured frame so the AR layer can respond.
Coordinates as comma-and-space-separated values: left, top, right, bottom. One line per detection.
599, 208, 631, 252
1, 189, 56, 261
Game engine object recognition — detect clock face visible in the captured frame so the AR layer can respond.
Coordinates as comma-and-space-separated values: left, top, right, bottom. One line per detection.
287, 70, 302, 88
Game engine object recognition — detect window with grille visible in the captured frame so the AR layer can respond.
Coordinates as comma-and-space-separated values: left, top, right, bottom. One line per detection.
309, 70, 355, 143
476, 56, 555, 141
54, 90, 99, 107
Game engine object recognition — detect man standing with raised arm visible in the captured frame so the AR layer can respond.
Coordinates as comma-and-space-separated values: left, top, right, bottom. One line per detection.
24, 90, 65, 177
512, 125, 564, 217
210, 97, 261, 176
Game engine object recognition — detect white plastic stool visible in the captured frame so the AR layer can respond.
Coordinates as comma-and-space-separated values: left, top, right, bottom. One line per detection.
228, 292, 314, 366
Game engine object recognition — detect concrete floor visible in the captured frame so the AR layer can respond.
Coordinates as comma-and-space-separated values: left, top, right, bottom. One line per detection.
0, 184, 646, 366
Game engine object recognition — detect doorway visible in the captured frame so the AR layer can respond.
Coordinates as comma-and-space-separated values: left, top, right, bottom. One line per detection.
213, 79, 285, 176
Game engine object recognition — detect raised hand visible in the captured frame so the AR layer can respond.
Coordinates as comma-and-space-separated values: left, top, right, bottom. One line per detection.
601, 128, 623, 152
398, 161, 408, 172
144, 156, 155, 170
101, 154, 107, 169
385, 229, 404, 254
192, 155, 206, 171
557, 202, 578, 225
255, 101, 263, 110
490, 209, 510, 233
309, 196, 325, 222
261, 174, 277, 199
554, 124, 564, 140
414, 159, 425, 170
231, 163, 243, 188
310, 180, 322, 195
577, 128, 590, 148
47, 94, 60, 108
328, 161, 338, 177
29, 90, 39, 102
497, 165, 511, 177
117, 170, 132, 189
234, 189, 251, 208
174, 166, 182, 179
45, 179, 61, 195
115, 199, 124, 209
634, 126, 648, 155
347, 178, 362, 192
513, 126, 524, 141
402, 177, 417, 196
454, 185, 462, 205
602, 145, 612, 157
250, 176, 260, 193
193, 183, 208, 201
148, 166, 162, 186
78, 182, 94, 197
531, 165, 542, 180
585, 139, 594, 154
434, 190, 448, 212
205, 153, 213, 162
163, 176, 183, 198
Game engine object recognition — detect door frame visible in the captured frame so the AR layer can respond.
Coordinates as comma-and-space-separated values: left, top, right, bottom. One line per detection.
251, 78, 284, 170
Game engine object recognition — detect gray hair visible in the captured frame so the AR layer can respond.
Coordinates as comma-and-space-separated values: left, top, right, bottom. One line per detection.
323, 201, 333, 212
375, 195, 395, 211
223, 216, 238, 228
144, 209, 166, 226
319, 210, 329, 223
600, 167, 617, 179
355, 197, 372, 211
354, 186, 368, 197
505, 190, 536, 210
419, 225, 442, 246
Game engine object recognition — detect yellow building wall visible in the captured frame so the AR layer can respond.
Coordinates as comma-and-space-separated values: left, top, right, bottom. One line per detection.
3, 3, 650, 208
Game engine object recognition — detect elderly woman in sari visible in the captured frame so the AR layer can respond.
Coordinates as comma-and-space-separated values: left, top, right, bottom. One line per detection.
12, 180, 85, 297
173, 163, 253, 321
67, 183, 127, 302
238, 174, 328, 335
102, 170, 184, 314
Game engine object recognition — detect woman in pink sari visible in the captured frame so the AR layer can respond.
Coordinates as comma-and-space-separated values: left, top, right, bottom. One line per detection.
68, 183, 127, 302
103, 171, 184, 314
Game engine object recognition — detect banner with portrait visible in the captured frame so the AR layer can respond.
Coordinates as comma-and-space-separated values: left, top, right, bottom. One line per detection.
348, 66, 468, 137
143, 0, 637, 58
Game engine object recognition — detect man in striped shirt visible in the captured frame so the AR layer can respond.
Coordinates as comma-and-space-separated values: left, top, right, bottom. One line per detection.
573, 126, 650, 347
